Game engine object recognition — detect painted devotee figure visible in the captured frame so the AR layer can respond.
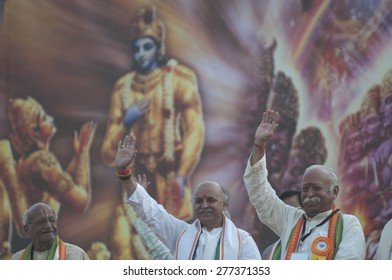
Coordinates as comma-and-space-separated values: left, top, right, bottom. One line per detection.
0, 96, 96, 239
279, 126, 328, 193
101, 6, 205, 220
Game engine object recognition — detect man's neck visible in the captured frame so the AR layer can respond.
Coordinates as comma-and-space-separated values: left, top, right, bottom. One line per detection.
33, 240, 53, 252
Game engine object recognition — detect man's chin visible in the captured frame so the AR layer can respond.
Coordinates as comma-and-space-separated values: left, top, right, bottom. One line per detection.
40, 232, 56, 241
304, 203, 320, 213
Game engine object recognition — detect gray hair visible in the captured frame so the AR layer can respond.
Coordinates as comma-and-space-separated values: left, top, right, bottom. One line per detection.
22, 203, 57, 225
304, 165, 338, 191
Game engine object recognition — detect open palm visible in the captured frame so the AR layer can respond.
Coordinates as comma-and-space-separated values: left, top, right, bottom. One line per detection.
255, 110, 279, 144
114, 134, 137, 171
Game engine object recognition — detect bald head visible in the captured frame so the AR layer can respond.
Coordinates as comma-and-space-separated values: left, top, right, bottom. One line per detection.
192, 181, 229, 207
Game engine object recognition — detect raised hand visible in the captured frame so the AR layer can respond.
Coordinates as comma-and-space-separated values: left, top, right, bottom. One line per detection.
250, 110, 279, 165
114, 133, 137, 171
255, 110, 279, 145
135, 174, 151, 190
73, 121, 97, 156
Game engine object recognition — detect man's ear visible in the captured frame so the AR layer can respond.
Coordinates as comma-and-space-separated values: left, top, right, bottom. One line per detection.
333, 185, 339, 199
23, 224, 30, 235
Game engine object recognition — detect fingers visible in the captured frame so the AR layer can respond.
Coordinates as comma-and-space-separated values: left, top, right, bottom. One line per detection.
117, 132, 137, 151
262, 109, 279, 124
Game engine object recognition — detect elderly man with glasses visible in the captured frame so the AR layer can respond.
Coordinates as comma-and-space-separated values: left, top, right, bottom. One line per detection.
11, 203, 89, 260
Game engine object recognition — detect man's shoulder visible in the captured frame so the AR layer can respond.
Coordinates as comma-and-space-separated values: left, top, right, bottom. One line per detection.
10, 250, 24, 260
64, 242, 90, 260
341, 213, 364, 227
236, 228, 254, 239
64, 242, 86, 252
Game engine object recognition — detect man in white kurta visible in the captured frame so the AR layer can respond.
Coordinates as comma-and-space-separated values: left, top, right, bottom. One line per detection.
11, 242, 89, 260
115, 133, 261, 260
10, 203, 89, 260
243, 110, 365, 260
126, 183, 261, 260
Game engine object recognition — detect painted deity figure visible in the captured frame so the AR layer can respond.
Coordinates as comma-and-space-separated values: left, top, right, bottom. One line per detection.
101, 6, 205, 220
358, 85, 384, 220
357, 82, 390, 259
0, 96, 96, 239
369, 69, 392, 242
338, 112, 368, 215
372, 69, 392, 201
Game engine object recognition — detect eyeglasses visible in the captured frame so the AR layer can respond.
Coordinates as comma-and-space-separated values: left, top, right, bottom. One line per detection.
28, 217, 57, 226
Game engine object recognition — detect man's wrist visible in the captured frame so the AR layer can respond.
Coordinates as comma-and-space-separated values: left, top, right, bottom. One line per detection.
254, 142, 265, 151
116, 167, 132, 180
120, 177, 137, 197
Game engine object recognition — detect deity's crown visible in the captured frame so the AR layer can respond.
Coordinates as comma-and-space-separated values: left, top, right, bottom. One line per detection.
380, 68, 392, 98
291, 126, 327, 165
339, 111, 361, 137
360, 85, 380, 118
8, 96, 43, 155
129, 6, 165, 47
268, 71, 299, 123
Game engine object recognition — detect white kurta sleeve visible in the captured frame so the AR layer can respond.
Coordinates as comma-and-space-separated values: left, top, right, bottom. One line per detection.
126, 184, 188, 253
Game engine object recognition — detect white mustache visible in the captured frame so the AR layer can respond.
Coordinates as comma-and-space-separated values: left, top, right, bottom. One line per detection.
303, 197, 321, 204
198, 208, 213, 214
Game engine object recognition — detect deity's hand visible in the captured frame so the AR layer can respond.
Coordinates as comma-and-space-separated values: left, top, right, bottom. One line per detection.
135, 174, 151, 190
135, 97, 150, 114
115, 133, 137, 171
254, 110, 279, 145
123, 97, 151, 129
73, 121, 97, 156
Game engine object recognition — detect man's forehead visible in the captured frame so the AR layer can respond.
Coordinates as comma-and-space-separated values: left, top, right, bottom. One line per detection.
194, 182, 221, 196
30, 205, 55, 218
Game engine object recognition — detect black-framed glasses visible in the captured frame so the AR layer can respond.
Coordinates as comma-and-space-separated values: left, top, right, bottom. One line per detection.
28, 217, 57, 226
